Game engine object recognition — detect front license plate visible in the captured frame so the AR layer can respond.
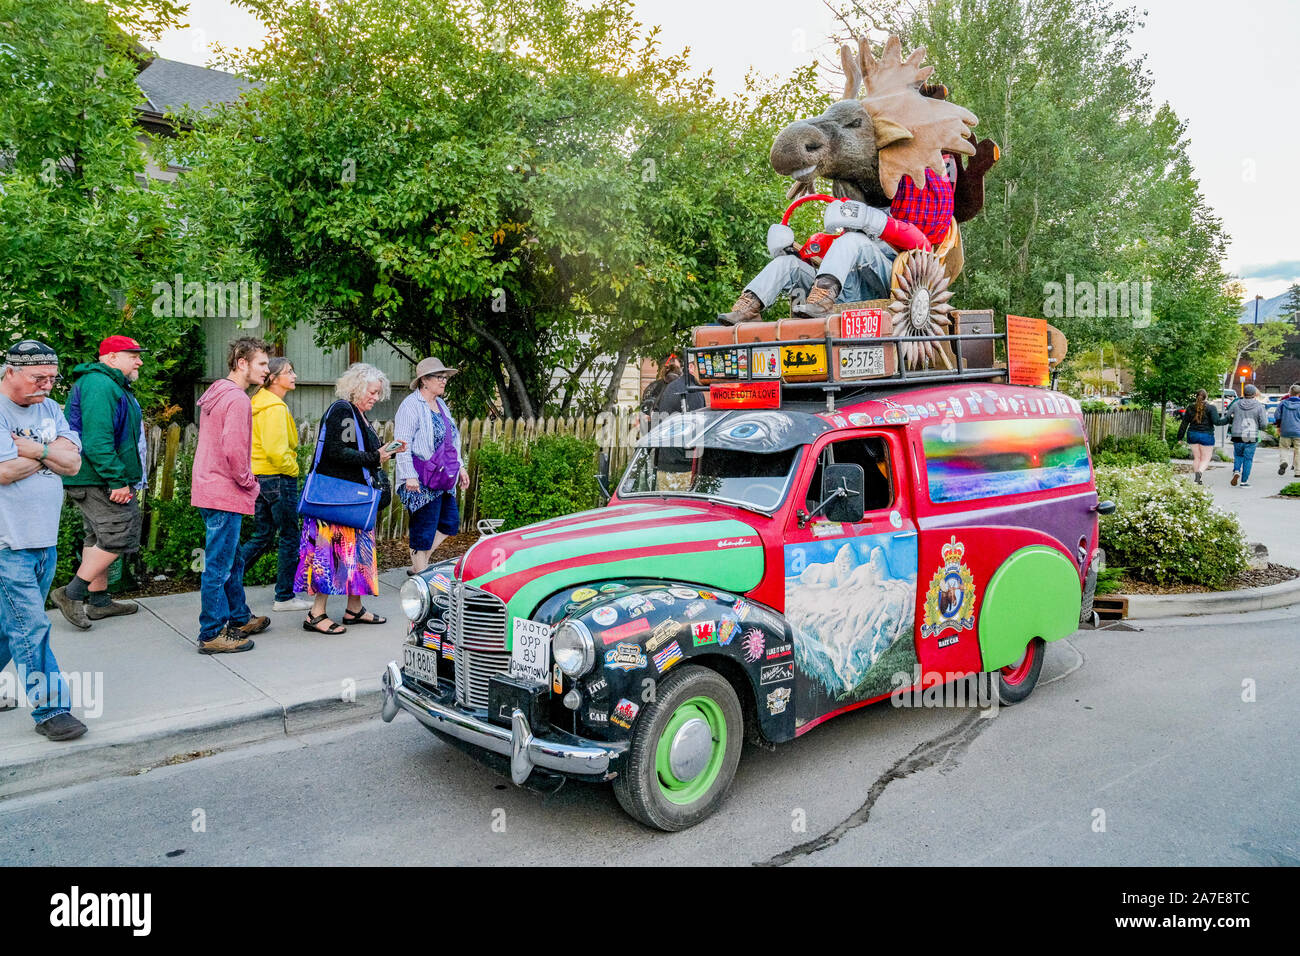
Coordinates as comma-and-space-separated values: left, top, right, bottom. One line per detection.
403, 643, 440, 685
840, 346, 885, 379
510, 617, 552, 685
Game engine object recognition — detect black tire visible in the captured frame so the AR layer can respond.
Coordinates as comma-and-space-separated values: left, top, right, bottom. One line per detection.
612, 665, 744, 831
995, 637, 1046, 705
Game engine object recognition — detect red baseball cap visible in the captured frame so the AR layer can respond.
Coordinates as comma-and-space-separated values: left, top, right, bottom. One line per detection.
99, 335, 147, 356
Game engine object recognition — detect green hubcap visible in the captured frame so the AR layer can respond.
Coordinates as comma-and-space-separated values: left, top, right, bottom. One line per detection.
654, 696, 727, 805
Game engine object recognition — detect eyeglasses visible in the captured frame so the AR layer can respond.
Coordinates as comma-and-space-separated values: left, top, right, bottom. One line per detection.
24, 372, 61, 386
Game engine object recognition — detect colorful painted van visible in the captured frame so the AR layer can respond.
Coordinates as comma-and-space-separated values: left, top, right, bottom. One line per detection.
381, 374, 1109, 830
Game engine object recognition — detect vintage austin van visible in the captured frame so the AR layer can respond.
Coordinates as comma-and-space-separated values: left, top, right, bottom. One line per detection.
381, 330, 1109, 830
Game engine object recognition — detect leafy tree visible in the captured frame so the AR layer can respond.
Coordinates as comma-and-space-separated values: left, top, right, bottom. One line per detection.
1279, 283, 1300, 323
1229, 321, 1292, 392
0, 0, 199, 410
174, 0, 825, 417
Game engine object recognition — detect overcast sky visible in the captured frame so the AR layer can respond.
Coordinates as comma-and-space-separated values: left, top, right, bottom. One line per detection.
152, 0, 1300, 301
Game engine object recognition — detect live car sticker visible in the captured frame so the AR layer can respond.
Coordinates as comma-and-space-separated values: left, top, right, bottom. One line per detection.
669, 586, 699, 600
592, 606, 619, 627
600, 617, 651, 644
760, 662, 794, 684
742, 627, 765, 663
717, 619, 738, 646
604, 643, 648, 672
653, 641, 684, 674
921, 536, 977, 639
937, 635, 960, 648
586, 676, 609, 697
766, 686, 791, 715
691, 621, 717, 646
611, 698, 640, 729
571, 587, 598, 603
646, 619, 681, 652
587, 709, 609, 724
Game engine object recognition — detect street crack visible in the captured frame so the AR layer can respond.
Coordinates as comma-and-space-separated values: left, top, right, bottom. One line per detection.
757, 711, 992, 866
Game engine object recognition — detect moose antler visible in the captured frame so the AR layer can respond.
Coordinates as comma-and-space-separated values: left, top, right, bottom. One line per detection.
856, 36, 978, 199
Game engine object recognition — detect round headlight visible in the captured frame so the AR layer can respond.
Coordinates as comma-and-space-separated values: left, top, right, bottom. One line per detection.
553, 620, 595, 677
400, 576, 431, 621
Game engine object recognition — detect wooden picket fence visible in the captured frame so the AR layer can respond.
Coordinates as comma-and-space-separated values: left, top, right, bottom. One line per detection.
141, 405, 1151, 542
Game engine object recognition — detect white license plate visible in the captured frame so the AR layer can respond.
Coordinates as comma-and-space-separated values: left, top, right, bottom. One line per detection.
840, 346, 885, 378
510, 617, 552, 686
404, 644, 440, 685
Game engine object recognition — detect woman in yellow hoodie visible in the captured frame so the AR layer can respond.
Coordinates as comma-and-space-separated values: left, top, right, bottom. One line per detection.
239, 358, 308, 610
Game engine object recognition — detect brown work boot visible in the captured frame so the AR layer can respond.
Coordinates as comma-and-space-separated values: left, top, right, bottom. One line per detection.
197, 627, 255, 654
235, 615, 270, 636
86, 598, 139, 620
792, 276, 842, 318
717, 290, 764, 326
50, 586, 92, 631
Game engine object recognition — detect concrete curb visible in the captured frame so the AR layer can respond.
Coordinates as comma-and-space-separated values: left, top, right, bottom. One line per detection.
0, 687, 383, 802
1121, 575, 1300, 620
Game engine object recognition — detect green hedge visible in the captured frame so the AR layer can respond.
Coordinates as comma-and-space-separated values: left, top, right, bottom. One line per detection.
475, 434, 600, 532
1095, 463, 1248, 588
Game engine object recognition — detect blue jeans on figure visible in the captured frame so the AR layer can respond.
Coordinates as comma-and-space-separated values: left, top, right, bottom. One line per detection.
1232, 441, 1257, 484
746, 231, 898, 307
198, 507, 252, 643
0, 546, 72, 724
238, 475, 301, 603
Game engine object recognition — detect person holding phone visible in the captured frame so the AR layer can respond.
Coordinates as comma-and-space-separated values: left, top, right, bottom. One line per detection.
394, 357, 469, 575
295, 363, 403, 634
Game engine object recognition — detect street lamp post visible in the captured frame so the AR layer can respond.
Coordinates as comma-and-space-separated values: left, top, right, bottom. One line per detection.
1255, 294, 1263, 325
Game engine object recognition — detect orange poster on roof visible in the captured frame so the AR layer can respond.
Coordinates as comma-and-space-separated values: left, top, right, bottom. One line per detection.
1006, 315, 1050, 387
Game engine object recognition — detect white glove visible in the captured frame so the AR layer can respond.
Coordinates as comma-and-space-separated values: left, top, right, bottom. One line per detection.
824, 200, 887, 238
766, 223, 796, 258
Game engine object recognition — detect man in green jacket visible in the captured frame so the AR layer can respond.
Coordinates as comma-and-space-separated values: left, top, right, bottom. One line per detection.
50, 336, 148, 629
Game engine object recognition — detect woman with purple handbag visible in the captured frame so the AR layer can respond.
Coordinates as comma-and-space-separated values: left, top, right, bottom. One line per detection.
295, 363, 404, 635
394, 357, 469, 575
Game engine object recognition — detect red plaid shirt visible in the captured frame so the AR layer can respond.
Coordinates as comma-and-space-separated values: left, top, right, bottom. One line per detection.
889, 167, 954, 246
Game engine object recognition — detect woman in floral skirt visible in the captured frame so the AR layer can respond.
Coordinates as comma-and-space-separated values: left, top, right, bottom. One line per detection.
296, 363, 404, 634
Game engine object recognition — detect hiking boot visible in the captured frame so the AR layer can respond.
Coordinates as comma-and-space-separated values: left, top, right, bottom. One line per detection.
1230, 472, 1240, 486
235, 615, 270, 636
86, 599, 138, 620
792, 275, 842, 318
50, 586, 92, 630
34, 712, 88, 741
1279, 462, 1288, 475
197, 629, 255, 654
717, 290, 764, 326
272, 597, 312, 612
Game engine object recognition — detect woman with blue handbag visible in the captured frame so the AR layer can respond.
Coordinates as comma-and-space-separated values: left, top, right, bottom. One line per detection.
394, 357, 469, 575
295, 363, 404, 635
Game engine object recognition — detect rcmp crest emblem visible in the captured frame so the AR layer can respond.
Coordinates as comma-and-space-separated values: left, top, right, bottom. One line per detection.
922, 536, 976, 639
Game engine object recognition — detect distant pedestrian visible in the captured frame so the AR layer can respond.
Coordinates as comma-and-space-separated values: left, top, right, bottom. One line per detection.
1227, 383, 1269, 487
0, 340, 87, 740
1274, 383, 1300, 477
239, 357, 310, 611
296, 363, 401, 634
52, 336, 148, 629
1174, 388, 1227, 485
191, 337, 271, 653
394, 358, 467, 575
656, 357, 705, 416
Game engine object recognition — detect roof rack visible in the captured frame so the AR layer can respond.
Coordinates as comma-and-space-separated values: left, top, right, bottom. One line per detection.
686, 330, 1009, 412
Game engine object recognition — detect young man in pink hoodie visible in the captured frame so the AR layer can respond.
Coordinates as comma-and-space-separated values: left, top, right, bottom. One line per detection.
192, 338, 272, 653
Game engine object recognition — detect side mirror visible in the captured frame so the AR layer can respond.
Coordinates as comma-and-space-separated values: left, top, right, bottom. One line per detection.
822, 463, 865, 524
596, 451, 611, 500
1093, 499, 1116, 515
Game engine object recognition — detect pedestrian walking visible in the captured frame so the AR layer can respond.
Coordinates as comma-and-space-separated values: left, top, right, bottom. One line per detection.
51, 336, 148, 629
1174, 388, 1228, 485
238, 357, 310, 611
1274, 383, 1300, 477
0, 340, 88, 740
296, 363, 401, 634
1227, 383, 1269, 487
191, 337, 271, 654
394, 357, 468, 575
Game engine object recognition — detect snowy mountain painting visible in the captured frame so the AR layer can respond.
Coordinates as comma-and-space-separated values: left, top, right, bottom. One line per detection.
785, 534, 918, 728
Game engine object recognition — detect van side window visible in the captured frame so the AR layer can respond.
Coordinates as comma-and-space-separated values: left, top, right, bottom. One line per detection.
806, 437, 893, 513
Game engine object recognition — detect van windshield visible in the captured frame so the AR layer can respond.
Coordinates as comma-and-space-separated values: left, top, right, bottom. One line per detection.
618, 444, 800, 513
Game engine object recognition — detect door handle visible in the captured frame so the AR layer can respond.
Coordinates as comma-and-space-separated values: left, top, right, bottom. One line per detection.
892, 531, 916, 540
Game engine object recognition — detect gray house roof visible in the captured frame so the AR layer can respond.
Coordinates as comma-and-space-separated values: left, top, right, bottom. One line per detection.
135, 57, 258, 120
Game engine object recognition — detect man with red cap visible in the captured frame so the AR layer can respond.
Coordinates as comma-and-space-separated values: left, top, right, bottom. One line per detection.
51, 335, 149, 629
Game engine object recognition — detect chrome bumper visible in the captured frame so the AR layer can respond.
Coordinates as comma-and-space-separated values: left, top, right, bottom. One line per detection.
380, 661, 624, 785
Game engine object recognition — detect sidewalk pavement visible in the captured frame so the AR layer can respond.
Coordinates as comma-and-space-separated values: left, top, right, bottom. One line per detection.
0, 569, 413, 799
1186, 440, 1299, 569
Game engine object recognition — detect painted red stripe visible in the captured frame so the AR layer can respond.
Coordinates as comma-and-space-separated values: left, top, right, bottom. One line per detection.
523, 503, 671, 533
513, 514, 720, 547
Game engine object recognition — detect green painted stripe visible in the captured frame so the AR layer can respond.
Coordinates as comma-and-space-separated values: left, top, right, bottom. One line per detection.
502, 546, 765, 647
468, 519, 758, 590
520, 507, 702, 539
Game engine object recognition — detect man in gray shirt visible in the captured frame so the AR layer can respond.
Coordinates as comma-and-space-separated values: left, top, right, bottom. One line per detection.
0, 340, 88, 740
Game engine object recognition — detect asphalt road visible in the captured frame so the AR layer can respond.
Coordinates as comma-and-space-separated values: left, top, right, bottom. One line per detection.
2, 606, 1295, 866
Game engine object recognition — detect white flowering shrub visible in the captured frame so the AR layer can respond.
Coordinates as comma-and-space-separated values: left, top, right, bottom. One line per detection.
1095, 463, 1248, 588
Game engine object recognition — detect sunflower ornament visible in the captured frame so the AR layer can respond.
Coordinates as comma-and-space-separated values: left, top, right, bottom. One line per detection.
889, 250, 955, 370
